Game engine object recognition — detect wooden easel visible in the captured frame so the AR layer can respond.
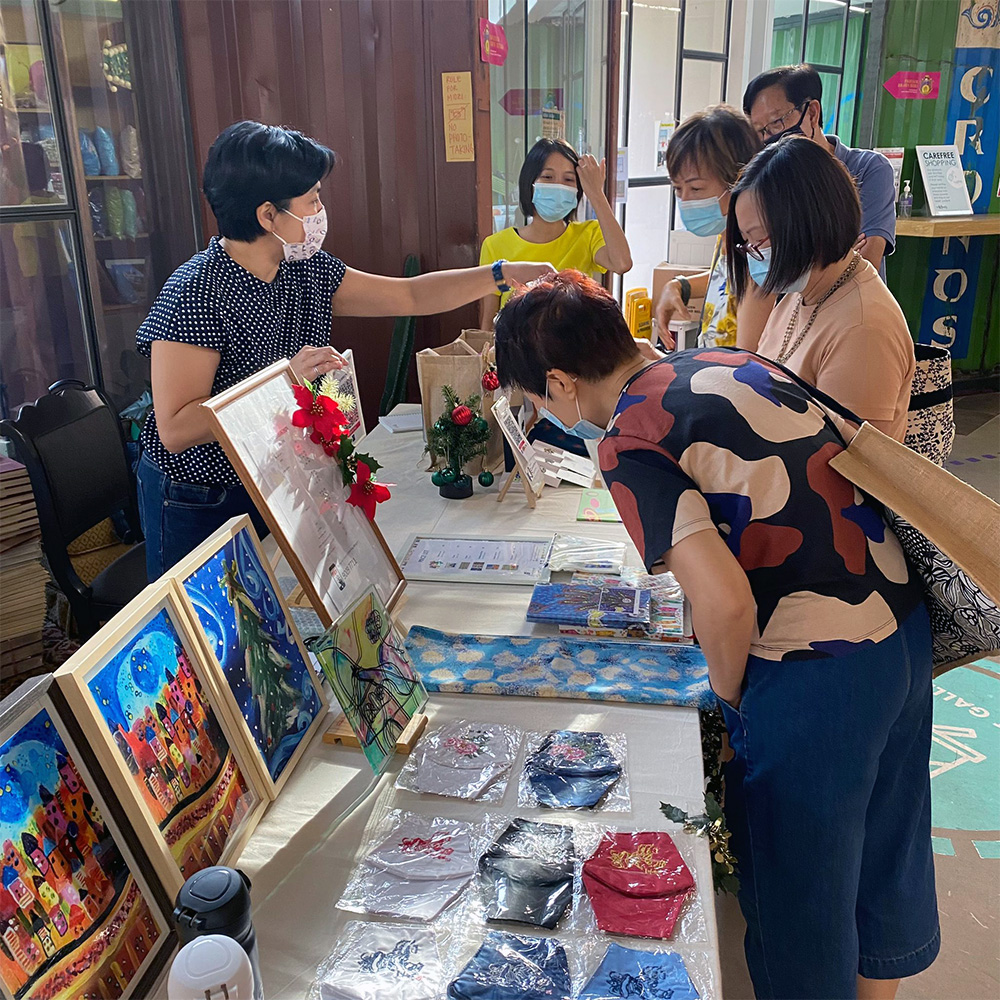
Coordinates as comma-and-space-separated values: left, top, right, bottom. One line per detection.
323, 711, 429, 753
496, 453, 540, 509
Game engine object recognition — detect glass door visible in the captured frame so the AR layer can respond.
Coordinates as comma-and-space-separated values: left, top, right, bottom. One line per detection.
0, 0, 94, 417
486, 0, 610, 235
617, 0, 734, 297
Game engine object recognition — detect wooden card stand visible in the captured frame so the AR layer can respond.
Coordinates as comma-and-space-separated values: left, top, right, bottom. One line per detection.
497, 463, 538, 508
323, 711, 429, 753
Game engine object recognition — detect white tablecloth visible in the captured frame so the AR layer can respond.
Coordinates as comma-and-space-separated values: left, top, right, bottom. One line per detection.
240, 405, 721, 998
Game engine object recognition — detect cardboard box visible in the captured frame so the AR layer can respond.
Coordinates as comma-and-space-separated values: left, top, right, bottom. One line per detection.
651, 262, 706, 320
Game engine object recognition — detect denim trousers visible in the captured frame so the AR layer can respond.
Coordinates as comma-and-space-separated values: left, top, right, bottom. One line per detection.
719, 603, 939, 999
135, 452, 269, 581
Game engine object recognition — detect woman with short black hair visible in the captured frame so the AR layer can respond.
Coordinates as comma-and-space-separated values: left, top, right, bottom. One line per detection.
728, 136, 915, 439
478, 137, 631, 329
136, 121, 554, 580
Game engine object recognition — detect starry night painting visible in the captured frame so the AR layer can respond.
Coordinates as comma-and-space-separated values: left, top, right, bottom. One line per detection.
181, 527, 321, 783
0, 708, 162, 1000
84, 606, 257, 882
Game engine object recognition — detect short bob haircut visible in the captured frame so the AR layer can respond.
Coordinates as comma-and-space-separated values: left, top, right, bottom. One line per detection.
726, 136, 860, 300
495, 270, 641, 398
743, 64, 824, 121
203, 121, 336, 242
665, 104, 761, 189
518, 138, 582, 223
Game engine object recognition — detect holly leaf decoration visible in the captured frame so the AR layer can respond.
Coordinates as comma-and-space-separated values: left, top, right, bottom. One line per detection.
659, 803, 691, 825
357, 453, 381, 476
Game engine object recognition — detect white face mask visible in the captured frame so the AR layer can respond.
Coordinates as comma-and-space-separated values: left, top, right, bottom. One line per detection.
273, 205, 327, 261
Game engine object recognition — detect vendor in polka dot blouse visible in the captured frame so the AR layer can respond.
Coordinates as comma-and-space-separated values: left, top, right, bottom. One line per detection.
136, 121, 553, 581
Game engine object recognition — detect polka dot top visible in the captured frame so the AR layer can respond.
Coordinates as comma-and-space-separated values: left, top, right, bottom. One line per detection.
137, 236, 346, 486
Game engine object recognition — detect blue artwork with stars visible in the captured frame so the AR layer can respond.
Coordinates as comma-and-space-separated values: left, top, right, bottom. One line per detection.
181, 528, 321, 782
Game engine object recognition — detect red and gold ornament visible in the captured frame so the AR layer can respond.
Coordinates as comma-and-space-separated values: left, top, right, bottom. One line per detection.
451, 405, 473, 426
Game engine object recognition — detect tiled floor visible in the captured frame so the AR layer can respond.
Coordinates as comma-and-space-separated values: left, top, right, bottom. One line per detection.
717, 392, 1000, 999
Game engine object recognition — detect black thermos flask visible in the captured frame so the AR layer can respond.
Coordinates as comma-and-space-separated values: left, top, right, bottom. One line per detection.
173, 866, 264, 1000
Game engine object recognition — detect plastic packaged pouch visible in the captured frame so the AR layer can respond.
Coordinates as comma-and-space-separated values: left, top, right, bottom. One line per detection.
339, 811, 491, 921
581, 830, 695, 941
549, 534, 626, 574
478, 817, 575, 930
93, 125, 120, 175
79, 129, 100, 175
121, 188, 138, 238
88, 187, 107, 237
395, 720, 522, 802
519, 730, 630, 812
120, 124, 141, 178
447, 931, 572, 1000
578, 942, 702, 1000
105, 185, 124, 238
310, 921, 445, 1000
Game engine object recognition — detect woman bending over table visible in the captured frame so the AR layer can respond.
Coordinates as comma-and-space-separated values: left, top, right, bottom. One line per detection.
493, 270, 938, 1000
727, 136, 915, 440
136, 121, 553, 581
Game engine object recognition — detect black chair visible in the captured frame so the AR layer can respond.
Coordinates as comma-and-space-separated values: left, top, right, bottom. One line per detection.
1, 380, 147, 639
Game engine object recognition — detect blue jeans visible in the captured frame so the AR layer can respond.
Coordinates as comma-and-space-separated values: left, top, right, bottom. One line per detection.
719, 603, 939, 999
136, 452, 270, 581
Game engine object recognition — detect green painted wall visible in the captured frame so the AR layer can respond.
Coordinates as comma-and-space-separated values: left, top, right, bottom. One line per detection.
873, 0, 998, 374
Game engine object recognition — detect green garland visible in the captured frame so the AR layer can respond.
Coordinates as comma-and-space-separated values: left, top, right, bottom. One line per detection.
660, 706, 740, 895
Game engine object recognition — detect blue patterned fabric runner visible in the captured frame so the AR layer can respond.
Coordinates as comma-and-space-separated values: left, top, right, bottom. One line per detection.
405, 627, 713, 709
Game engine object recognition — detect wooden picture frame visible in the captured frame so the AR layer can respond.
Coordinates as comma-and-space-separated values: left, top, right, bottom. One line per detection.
0, 675, 175, 1000
169, 516, 328, 799
53, 580, 269, 897
202, 359, 405, 627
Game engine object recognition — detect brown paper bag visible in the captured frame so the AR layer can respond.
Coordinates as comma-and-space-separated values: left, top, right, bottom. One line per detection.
416, 332, 503, 471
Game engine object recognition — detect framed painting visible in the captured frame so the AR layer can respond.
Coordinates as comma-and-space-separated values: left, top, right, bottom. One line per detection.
170, 516, 328, 798
317, 348, 365, 443
53, 581, 269, 897
311, 589, 427, 774
0, 676, 173, 1000
201, 359, 404, 627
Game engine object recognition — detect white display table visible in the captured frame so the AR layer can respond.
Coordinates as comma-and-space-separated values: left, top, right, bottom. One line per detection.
241, 405, 721, 998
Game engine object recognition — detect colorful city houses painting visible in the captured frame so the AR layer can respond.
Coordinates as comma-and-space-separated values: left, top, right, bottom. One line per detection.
0, 691, 169, 1000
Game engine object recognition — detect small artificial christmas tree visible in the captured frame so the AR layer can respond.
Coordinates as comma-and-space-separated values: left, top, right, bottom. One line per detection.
426, 385, 493, 499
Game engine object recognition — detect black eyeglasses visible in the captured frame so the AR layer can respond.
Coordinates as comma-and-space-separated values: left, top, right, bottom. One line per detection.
734, 238, 768, 261
757, 102, 808, 141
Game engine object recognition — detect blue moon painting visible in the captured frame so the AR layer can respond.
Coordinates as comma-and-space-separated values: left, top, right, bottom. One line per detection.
181, 528, 320, 782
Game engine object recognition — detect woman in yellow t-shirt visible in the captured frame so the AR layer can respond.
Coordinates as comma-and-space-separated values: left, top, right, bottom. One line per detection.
479, 138, 632, 328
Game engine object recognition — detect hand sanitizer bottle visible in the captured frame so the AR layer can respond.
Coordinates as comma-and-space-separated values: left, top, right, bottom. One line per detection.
899, 180, 913, 218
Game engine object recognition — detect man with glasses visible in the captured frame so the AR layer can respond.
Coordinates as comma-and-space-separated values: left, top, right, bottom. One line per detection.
743, 64, 896, 279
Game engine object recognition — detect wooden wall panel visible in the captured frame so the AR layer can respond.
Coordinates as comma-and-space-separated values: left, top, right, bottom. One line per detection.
175, 0, 485, 421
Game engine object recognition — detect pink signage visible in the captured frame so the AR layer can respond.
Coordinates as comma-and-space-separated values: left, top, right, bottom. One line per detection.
480, 19, 508, 66
883, 71, 941, 100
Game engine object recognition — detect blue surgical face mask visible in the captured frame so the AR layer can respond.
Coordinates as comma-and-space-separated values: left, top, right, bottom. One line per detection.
532, 183, 579, 223
746, 245, 809, 295
540, 381, 605, 440
677, 192, 726, 237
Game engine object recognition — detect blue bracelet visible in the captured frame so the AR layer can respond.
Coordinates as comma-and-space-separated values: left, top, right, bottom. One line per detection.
492, 259, 511, 293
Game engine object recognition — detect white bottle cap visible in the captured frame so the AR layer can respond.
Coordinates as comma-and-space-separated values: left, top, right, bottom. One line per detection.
167, 935, 255, 1000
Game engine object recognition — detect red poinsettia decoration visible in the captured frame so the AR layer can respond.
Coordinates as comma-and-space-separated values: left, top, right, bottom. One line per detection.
292, 384, 348, 440
347, 461, 391, 521
288, 382, 390, 521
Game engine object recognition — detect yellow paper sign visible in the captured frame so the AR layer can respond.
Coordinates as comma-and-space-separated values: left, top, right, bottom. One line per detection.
442, 71, 475, 162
